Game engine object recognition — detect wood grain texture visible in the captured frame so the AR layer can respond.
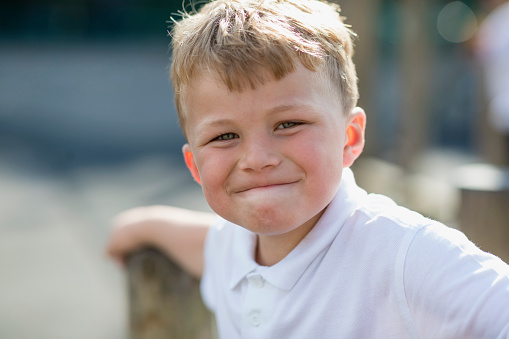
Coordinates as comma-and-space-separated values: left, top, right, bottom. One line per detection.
127, 248, 217, 339
456, 165, 509, 263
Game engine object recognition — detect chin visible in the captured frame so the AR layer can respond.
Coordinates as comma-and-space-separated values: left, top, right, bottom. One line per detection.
242, 215, 304, 236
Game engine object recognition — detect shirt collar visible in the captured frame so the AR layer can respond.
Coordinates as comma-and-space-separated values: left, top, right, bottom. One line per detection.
228, 168, 366, 291
228, 227, 259, 289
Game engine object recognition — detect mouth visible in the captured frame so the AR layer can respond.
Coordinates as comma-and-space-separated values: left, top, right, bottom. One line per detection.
234, 181, 299, 194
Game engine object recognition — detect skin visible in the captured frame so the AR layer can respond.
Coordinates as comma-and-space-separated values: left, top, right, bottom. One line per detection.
182, 63, 366, 266
107, 205, 215, 278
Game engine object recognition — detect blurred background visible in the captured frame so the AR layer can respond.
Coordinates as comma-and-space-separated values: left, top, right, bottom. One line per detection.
0, 0, 508, 338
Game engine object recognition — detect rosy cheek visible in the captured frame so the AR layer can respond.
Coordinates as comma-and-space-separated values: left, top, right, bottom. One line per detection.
199, 155, 227, 188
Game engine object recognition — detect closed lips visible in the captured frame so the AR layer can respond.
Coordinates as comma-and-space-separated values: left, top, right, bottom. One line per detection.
234, 180, 299, 193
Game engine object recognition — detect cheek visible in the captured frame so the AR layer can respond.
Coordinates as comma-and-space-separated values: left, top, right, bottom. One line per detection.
291, 132, 344, 197
292, 132, 343, 172
197, 156, 224, 188
195, 151, 233, 204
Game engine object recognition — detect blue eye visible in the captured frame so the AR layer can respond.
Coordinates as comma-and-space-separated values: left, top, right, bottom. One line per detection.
215, 133, 238, 141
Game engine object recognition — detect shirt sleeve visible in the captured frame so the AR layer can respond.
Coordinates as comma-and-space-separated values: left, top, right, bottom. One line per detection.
403, 222, 509, 338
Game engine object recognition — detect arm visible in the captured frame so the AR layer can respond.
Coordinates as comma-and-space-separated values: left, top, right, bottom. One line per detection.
107, 205, 217, 279
403, 223, 509, 338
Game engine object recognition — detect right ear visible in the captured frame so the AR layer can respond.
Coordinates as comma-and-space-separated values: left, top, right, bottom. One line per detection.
182, 144, 201, 185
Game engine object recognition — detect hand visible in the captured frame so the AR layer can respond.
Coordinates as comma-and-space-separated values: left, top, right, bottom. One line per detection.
106, 205, 162, 266
106, 205, 216, 277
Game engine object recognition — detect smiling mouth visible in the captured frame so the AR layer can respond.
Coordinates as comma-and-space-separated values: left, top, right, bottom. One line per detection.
235, 181, 299, 194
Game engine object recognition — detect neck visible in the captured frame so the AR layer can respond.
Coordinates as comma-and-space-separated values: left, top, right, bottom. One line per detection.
255, 209, 325, 266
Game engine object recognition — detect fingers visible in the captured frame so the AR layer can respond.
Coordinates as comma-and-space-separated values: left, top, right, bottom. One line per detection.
106, 206, 153, 265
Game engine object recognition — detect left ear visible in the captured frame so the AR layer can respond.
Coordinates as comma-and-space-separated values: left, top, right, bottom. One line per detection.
343, 107, 366, 168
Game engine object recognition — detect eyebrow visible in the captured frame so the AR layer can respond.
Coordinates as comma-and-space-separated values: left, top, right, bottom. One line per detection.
193, 118, 233, 144
266, 103, 316, 116
197, 118, 233, 130
195, 103, 317, 132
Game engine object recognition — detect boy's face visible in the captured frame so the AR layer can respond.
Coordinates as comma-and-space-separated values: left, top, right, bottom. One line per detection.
181, 63, 365, 238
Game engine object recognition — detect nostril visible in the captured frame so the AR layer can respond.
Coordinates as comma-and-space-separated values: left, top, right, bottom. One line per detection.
238, 145, 281, 172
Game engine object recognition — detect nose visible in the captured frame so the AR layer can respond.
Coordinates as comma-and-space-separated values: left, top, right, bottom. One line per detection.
238, 137, 281, 172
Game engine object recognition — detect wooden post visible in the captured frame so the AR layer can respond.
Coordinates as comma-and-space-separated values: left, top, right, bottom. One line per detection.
127, 247, 217, 339
455, 164, 509, 263
398, 0, 433, 168
336, 0, 383, 156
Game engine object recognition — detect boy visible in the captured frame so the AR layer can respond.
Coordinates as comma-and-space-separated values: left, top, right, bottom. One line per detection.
108, 0, 509, 337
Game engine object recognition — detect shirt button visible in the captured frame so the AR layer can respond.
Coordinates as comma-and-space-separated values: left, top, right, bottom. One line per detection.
250, 312, 261, 327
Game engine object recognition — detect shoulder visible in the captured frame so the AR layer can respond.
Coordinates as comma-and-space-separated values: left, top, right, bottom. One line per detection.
404, 220, 509, 290
342, 191, 509, 286
351, 192, 509, 277
357, 193, 431, 230
342, 192, 434, 250
404, 223, 509, 337
381, 209, 509, 337
351, 194, 509, 337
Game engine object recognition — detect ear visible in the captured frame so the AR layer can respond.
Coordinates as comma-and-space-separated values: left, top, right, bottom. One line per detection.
343, 107, 366, 168
182, 144, 201, 185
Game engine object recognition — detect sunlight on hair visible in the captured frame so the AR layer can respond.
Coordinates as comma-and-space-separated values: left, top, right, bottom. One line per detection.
169, 0, 359, 130
437, 1, 478, 43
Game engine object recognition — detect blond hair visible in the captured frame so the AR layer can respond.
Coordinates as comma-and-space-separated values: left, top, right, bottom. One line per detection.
170, 0, 358, 128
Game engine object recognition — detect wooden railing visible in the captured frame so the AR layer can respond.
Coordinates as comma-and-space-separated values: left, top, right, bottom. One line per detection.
127, 247, 217, 339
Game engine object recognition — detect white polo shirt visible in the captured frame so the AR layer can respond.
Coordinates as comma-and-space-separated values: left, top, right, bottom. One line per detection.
201, 168, 509, 338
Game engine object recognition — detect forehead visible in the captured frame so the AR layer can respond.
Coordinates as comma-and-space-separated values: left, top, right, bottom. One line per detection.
180, 63, 342, 121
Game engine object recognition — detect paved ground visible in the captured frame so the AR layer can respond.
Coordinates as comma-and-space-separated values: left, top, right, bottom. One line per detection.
0, 154, 210, 339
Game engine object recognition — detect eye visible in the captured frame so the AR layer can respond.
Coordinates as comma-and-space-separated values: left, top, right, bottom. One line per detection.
213, 133, 238, 141
276, 121, 300, 129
